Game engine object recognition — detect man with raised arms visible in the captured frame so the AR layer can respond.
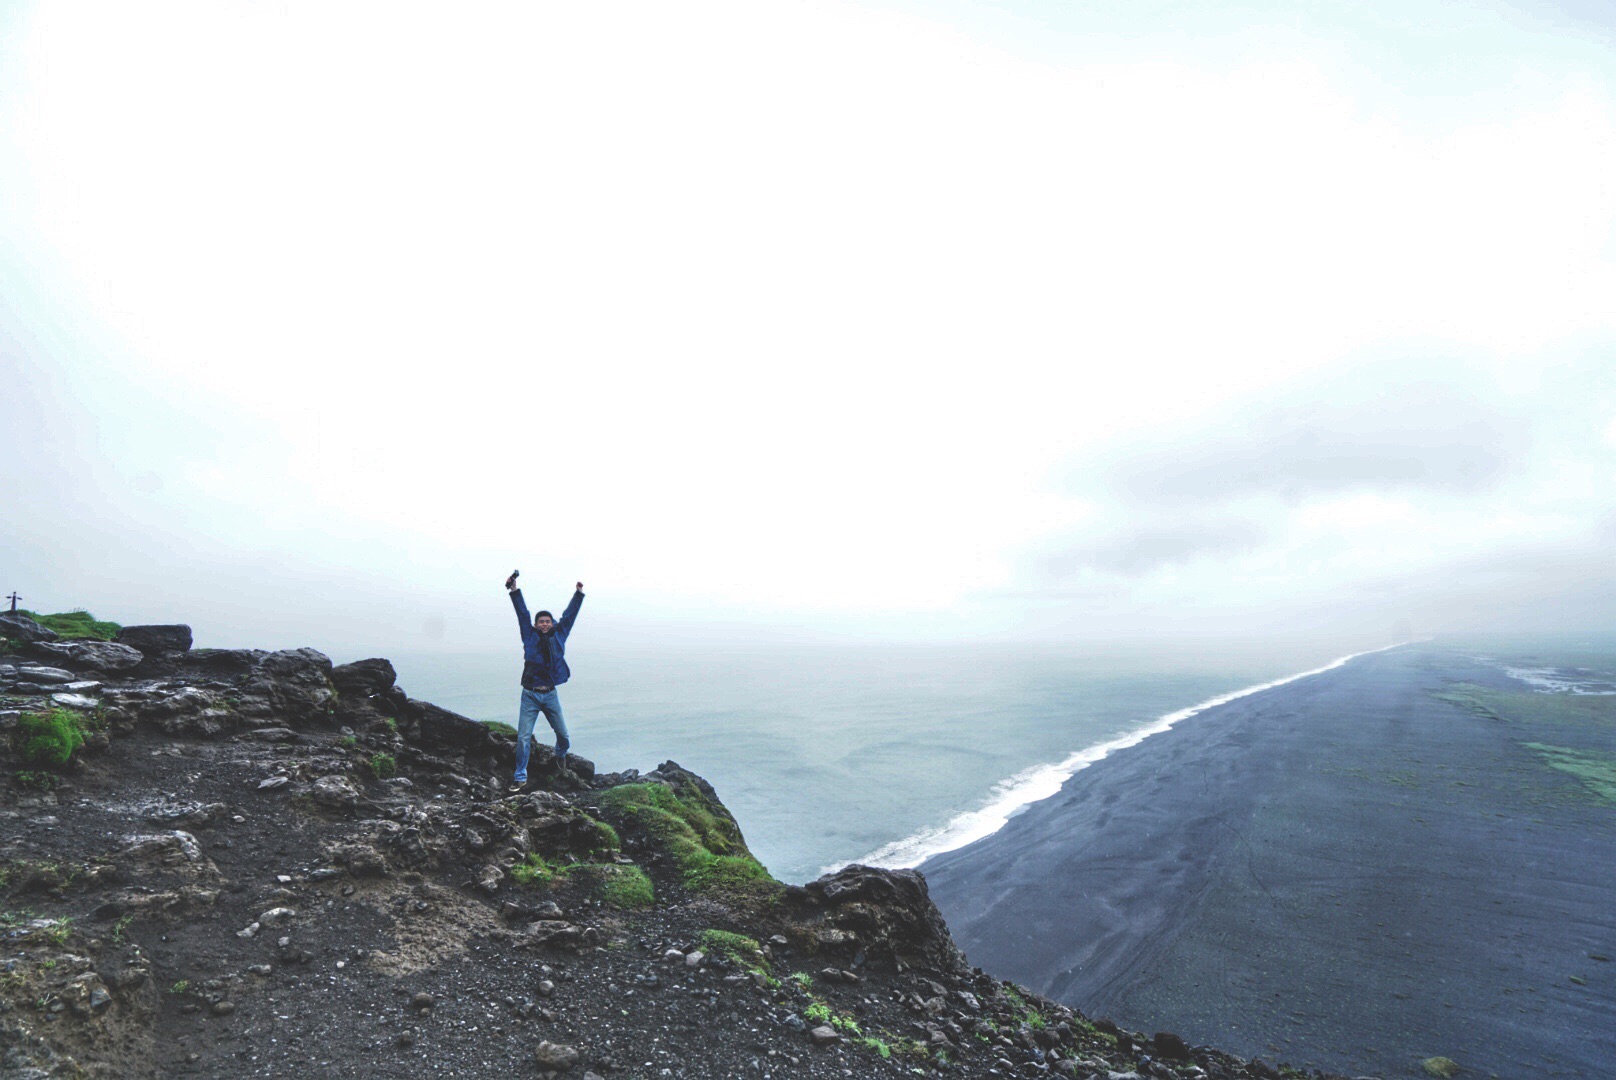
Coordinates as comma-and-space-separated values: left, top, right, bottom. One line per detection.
504, 570, 584, 791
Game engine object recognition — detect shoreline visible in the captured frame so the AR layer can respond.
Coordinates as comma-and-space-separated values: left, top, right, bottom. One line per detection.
834, 642, 1406, 876
919, 642, 1616, 1078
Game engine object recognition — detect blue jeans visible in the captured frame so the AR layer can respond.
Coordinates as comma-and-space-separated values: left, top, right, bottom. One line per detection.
514, 687, 568, 781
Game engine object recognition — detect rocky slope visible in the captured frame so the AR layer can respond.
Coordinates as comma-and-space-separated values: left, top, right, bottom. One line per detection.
0, 612, 1352, 1079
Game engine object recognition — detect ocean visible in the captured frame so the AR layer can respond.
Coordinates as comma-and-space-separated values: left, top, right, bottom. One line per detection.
375, 638, 1391, 884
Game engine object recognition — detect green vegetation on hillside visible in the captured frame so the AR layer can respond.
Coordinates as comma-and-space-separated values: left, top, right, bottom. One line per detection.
599, 781, 776, 899
15, 610, 121, 642
1524, 743, 1616, 805
14, 710, 87, 768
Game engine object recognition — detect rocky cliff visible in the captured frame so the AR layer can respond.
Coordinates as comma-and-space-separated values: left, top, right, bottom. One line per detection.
0, 611, 1346, 1080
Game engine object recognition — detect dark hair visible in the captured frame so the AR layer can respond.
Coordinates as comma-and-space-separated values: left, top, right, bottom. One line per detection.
535, 611, 554, 621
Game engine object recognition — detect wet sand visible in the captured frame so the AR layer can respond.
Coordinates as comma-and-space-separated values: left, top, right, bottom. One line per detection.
920, 644, 1616, 1078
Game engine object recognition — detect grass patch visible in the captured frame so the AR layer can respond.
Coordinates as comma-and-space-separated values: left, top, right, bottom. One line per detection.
1434, 684, 1615, 730
511, 854, 560, 886
16, 609, 121, 642
595, 864, 653, 908
855, 1036, 891, 1058
12, 770, 59, 792
698, 929, 767, 971
509, 854, 653, 907
367, 752, 397, 779
485, 721, 518, 738
15, 710, 86, 768
1524, 743, 1616, 805
337, 735, 357, 750
598, 781, 776, 898
790, 971, 813, 990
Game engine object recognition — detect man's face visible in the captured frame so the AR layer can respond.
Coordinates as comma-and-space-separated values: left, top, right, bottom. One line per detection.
535, 614, 555, 634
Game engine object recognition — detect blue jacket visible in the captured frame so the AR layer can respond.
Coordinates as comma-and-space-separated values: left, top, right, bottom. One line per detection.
511, 588, 583, 690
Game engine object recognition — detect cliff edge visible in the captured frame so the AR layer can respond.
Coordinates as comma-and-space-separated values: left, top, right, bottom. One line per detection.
0, 611, 1348, 1079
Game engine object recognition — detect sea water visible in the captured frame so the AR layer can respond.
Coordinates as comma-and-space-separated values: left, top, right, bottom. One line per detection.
376, 638, 1388, 883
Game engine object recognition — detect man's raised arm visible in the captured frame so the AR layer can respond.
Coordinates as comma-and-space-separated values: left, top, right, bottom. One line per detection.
557, 582, 584, 639
509, 580, 534, 641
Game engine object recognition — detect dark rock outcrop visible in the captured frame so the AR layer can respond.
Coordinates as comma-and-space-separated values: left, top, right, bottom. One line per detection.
330, 657, 397, 696
31, 640, 145, 673
789, 863, 967, 975
0, 611, 58, 643
116, 624, 193, 654
236, 648, 335, 726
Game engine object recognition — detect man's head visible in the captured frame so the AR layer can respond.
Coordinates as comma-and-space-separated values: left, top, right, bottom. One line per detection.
534, 611, 555, 634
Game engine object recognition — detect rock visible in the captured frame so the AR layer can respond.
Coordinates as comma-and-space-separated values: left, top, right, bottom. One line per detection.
406, 699, 495, 751
185, 648, 266, 675
533, 1040, 580, 1069
258, 907, 296, 925
310, 775, 362, 809
120, 831, 204, 867
140, 687, 236, 738
330, 658, 397, 696
0, 612, 58, 643
809, 1025, 841, 1046
793, 863, 966, 973
32, 640, 145, 673
257, 776, 290, 790
16, 666, 76, 684
237, 648, 336, 726
88, 986, 112, 1011
117, 624, 193, 654
685, 950, 705, 967
211, 1000, 236, 1016
1153, 1032, 1190, 1060
60, 680, 102, 693
237, 923, 260, 939
50, 693, 99, 710
411, 992, 435, 1010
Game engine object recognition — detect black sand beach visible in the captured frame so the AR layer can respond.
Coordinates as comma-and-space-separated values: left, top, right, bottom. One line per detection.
921, 643, 1616, 1078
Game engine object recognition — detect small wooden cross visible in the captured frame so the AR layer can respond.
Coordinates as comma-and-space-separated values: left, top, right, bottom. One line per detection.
5, 592, 19, 613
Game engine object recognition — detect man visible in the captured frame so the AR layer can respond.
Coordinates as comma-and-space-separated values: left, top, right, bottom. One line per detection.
505, 571, 584, 791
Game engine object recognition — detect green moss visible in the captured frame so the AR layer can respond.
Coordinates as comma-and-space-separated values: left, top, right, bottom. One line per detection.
598, 781, 778, 898
15, 710, 86, 768
367, 752, 397, 779
855, 1036, 891, 1058
12, 770, 59, 792
596, 865, 653, 908
1422, 1057, 1461, 1078
485, 721, 518, 738
697, 929, 767, 971
587, 817, 621, 852
1524, 743, 1616, 804
511, 854, 558, 886
510, 854, 652, 908
337, 735, 358, 750
17, 609, 120, 642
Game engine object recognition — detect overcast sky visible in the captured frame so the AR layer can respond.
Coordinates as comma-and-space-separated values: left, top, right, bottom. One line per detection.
2, 0, 1613, 656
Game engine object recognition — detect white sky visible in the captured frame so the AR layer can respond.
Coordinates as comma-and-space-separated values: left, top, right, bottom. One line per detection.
2, 0, 1613, 654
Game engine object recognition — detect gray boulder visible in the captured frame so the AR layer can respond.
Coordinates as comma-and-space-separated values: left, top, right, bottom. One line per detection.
237, 648, 336, 725
406, 699, 494, 752
116, 624, 193, 654
330, 657, 397, 696
0, 612, 57, 644
32, 640, 145, 673
185, 648, 267, 675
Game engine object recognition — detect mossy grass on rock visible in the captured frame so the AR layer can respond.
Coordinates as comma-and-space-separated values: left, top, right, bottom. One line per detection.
14, 708, 87, 768
16, 609, 121, 642
597, 762, 778, 901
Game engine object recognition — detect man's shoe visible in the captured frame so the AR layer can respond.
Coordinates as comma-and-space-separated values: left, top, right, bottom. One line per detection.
507, 780, 526, 793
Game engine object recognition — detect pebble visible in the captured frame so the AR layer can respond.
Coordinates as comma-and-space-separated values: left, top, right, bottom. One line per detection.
411, 992, 435, 1010
211, 1001, 236, 1016
685, 950, 705, 968
257, 776, 290, 790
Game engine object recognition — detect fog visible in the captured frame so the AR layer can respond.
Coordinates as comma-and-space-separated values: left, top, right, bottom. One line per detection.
3, 0, 1613, 659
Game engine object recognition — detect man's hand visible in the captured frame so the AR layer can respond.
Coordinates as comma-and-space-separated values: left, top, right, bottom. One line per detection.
506, 570, 520, 592
575, 581, 584, 593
